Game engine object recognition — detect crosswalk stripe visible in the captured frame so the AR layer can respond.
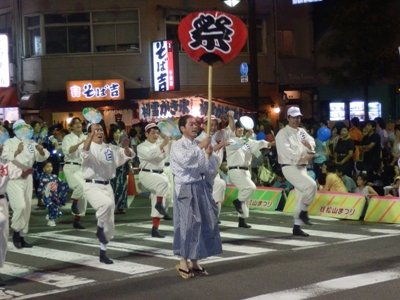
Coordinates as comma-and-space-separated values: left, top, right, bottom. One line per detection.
139, 235, 276, 254
366, 228, 400, 234
0, 288, 24, 299
256, 238, 325, 247
29, 232, 180, 260
8, 244, 162, 275
124, 222, 361, 243
220, 221, 369, 240
30, 231, 261, 264
2, 262, 95, 287
244, 267, 400, 300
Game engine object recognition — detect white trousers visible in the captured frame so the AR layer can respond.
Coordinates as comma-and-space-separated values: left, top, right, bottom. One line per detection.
83, 183, 115, 241
282, 165, 317, 220
213, 176, 226, 203
7, 175, 32, 234
0, 197, 8, 268
63, 164, 87, 216
139, 171, 172, 218
228, 169, 256, 219
163, 166, 175, 205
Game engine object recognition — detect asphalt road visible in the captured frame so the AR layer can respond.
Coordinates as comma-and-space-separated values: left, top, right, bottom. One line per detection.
2, 196, 400, 300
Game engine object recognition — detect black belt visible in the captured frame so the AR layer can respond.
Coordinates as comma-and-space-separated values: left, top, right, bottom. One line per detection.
228, 166, 248, 170
65, 162, 81, 166
165, 162, 170, 166
85, 179, 110, 185
0, 194, 5, 199
281, 164, 307, 167
140, 169, 163, 174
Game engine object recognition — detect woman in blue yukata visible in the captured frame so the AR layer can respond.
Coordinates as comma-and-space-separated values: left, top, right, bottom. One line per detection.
38, 160, 69, 227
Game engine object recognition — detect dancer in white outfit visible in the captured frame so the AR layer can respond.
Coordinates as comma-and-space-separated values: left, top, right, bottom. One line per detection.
61, 117, 87, 229
226, 120, 273, 228
195, 112, 234, 221
2, 119, 50, 248
81, 123, 135, 264
0, 146, 32, 286
275, 107, 317, 237
137, 123, 172, 238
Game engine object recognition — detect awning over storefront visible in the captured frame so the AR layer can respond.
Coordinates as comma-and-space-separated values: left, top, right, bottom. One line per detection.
0, 85, 18, 107
278, 58, 320, 87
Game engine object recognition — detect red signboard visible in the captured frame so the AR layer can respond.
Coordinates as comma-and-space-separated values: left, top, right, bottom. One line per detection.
178, 11, 247, 65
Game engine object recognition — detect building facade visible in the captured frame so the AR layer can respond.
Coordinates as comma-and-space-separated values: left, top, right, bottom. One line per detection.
0, 0, 317, 127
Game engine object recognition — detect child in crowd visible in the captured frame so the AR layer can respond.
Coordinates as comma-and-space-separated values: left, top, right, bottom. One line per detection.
336, 165, 357, 192
38, 161, 69, 227
272, 169, 294, 195
355, 172, 378, 201
384, 176, 400, 197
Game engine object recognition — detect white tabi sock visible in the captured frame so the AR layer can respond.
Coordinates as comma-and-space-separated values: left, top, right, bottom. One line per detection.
294, 218, 302, 226
100, 243, 107, 251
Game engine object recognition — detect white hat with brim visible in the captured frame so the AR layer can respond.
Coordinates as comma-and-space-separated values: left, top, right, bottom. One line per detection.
145, 123, 159, 132
203, 115, 221, 123
287, 106, 303, 117
12, 119, 26, 130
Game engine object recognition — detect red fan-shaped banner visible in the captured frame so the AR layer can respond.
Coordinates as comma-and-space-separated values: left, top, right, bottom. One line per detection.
178, 11, 248, 66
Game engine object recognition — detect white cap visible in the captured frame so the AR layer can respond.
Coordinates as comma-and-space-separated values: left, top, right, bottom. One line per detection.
203, 115, 221, 123
145, 123, 158, 132
12, 119, 26, 129
287, 106, 303, 117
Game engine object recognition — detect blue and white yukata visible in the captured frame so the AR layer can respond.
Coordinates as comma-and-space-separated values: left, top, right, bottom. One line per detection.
170, 136, 222, 260
37, 173, 69, 220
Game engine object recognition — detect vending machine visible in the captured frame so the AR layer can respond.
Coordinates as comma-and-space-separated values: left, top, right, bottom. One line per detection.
329, 102, 345, 121
368, 102, 381, 120
349, 101, 365, 121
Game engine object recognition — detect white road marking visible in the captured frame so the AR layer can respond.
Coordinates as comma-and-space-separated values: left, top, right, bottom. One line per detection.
245, 267, 400, 300
366, 228, 400, 234
255, 238, 325, 247
220, 221, 368, 240
139, 234, 276, 254
2, 262, 95, 288
0, 288, 24, 299
8, 244, 162, 275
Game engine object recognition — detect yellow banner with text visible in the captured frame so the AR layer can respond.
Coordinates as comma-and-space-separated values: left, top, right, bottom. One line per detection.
283, 190, 366, 220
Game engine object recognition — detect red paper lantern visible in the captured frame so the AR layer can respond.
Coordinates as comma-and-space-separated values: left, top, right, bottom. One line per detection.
178, 11, 248, 66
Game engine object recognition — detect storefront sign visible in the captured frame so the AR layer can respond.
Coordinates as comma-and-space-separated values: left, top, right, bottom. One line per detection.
0, 35, 10, 88
151, 40, 180, 92
66, 79, 125, 102
137, 97, 242, 119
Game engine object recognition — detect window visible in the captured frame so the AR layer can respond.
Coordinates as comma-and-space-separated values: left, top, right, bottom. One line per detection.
24, 10, 140, 56
165, 15, 186, 52
165, 14, 266, 54
277, 30, 295, 57
93, 11, 140, 53
25, 15, 41, 56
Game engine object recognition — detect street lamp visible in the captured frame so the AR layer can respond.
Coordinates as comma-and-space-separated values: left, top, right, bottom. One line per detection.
223, 0, 241, 7
223, 0, 259, 113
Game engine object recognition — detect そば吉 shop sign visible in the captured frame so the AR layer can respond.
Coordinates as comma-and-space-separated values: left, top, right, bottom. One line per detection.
66, 79, 125, 102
